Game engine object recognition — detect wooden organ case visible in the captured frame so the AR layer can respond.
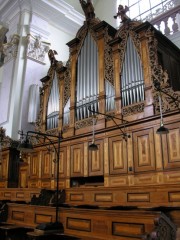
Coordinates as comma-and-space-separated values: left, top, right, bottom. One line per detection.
1, 3, 180, 240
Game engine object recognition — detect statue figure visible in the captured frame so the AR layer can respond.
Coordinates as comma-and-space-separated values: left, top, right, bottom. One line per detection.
48, 49, 58, 66
79, 0, 95, 21
114, 5, 130, 23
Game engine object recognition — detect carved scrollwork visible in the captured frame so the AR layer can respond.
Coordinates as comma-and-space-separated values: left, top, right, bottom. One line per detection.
35, 87, 44, 132
150, 213, 176, 240
64, 59, 71, 107
75, 118, 93, 129
146, 27, 180, 113
104, 27, 114, 86
0, 127, 18, 149
122, 102, 145, 116
45, 128, 59, 136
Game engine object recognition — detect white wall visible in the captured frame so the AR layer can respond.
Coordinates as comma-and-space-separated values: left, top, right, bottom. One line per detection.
95, 0, 118, 28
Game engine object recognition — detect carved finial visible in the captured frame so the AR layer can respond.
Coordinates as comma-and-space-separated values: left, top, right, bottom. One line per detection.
48, 49, 58, 66
79, 0, 95, 21
0, 127, 6, 143
114, 5, 130, 23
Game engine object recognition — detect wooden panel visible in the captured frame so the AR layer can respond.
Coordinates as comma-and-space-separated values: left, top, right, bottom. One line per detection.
4, 192, 11, 198
127, 193, 150, 202
1, 153, 8, 179
41, 151, 52, 179
19, 168, 28, 188
12, 211, 25, 221
0, 181, 6, 188
16, 192, 25, 199
59, 147, 67, 177
108, 176, 128, 186
133, 128, 155, 172
67, 217, 91, 232
53, 147, 67, 179
71, 144, 84, 177
95, 193, 112, 202
89, 139, 104, 176
162, 123, 180, 169
112, 222, 144, 237
41, 181, 51, 188
35, 214, 53, 224
70, 193, 84, 201
30, 152, 39, 179
169, 192, 180, 202
28, 180, 39, 188
109, 136, 127, 174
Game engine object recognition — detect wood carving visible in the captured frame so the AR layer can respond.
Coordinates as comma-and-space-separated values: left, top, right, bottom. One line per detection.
145, 26, 180, 113
114, 5, 130, 23
79, 0, 95, 21
150, 213, 176, 240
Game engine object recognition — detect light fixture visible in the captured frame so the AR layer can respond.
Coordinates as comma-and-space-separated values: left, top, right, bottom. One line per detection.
89, 116, 98, 151
156, 92, 169, 134
18, 138, 34, 152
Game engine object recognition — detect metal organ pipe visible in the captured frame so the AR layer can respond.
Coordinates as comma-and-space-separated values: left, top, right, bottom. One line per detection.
121, 36, 145, 107
76, 32, 99, 121
47, 73, 60, 129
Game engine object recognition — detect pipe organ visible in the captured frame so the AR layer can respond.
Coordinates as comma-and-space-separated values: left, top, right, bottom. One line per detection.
46, 72, 60, 130
121, 36, 145, 107
0, 3, 180, 240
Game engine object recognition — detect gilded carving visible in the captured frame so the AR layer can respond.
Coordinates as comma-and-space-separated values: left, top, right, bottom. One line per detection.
64, 59, 71, 107
75, 118, 93, 129
122, 102, 145, 116
104, 27, 114, 86
146, 27, 180, 113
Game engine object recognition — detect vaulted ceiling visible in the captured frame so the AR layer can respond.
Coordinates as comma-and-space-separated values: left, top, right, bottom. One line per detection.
0, 0, 100, 35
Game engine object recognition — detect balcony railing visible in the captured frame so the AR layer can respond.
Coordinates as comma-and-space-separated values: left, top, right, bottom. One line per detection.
150, 3, 180, 36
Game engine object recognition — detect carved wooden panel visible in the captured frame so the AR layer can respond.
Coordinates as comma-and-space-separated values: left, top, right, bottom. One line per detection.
71, 143, 84, 177
133, 128, 156, 172
88, 139, 104, 176
109, 136, 127, 175
41, 151, 52, 179
162, 123, 180, 169
29, 152, 39, 179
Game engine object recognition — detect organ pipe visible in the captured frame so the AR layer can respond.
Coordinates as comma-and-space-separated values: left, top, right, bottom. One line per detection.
121, 36, 145, 107
76, 32, 99, 121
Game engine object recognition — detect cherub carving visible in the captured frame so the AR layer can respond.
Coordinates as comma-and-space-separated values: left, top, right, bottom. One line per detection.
79, 0, 95, 21
48, 49, 58, 66
114, 5, 130, 23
